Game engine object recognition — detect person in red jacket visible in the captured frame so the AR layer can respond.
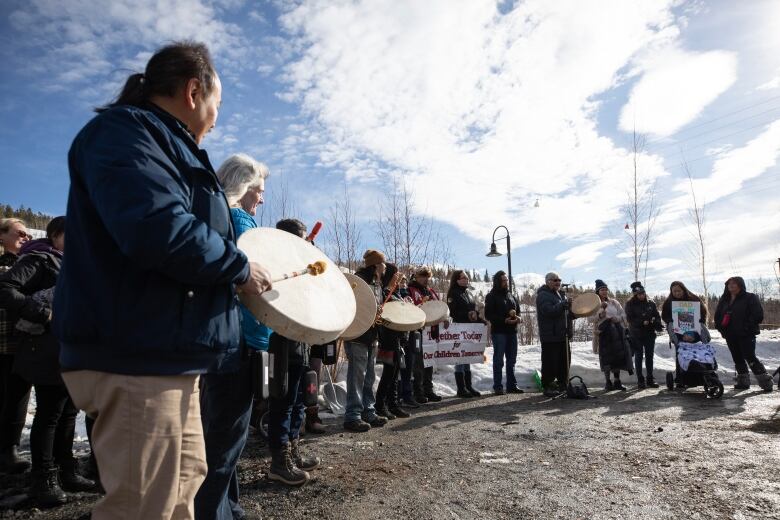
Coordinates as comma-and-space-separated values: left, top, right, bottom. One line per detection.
407, 267, 442, 403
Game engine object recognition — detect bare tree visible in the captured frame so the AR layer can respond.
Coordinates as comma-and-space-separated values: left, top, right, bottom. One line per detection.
623, 129, 659, 283
376, 178, 449, 274
257, 173, 299, 227
326, 184, 363, 272
682, 158, 710, 321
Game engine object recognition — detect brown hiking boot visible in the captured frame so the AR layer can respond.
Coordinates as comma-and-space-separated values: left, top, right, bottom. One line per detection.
268, 445, 309, 486
305, 406, 326, 434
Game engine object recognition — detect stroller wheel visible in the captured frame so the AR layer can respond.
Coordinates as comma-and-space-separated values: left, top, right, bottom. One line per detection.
665, 372, 674, 391
707, 382, 724, 399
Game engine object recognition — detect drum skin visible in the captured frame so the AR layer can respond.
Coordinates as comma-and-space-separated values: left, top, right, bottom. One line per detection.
237, 228, 356, 344
420, 300, 450, 326
341, 273, 378, 341
571, 293, 601, 318
381, 301, 427, 332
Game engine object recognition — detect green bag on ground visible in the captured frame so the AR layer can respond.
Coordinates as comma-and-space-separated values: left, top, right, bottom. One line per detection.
533, 369, 543, 391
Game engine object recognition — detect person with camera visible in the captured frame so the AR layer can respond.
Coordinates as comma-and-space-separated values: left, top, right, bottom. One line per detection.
624, 282, 663, 389
535, 272, 573, 397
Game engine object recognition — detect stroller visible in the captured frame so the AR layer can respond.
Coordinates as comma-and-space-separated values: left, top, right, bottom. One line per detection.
665, 336, 724, 399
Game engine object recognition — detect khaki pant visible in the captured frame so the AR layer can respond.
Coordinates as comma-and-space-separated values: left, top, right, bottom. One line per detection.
63, 371, 207, 520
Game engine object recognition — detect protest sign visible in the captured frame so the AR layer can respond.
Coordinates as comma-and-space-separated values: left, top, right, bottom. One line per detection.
422, 322, 488, 367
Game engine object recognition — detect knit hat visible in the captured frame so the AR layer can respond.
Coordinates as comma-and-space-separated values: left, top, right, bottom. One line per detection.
630, 281, 645, 294
363, 249, 386, 267
416, 266, 432, 277
595, 279, 608, 292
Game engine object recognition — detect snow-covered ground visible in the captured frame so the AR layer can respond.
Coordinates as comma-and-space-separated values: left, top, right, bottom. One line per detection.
20, 329, 780, 446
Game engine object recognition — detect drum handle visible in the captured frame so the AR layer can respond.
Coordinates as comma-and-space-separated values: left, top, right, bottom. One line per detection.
375, 272, 402, 325
272, 261, 327, 283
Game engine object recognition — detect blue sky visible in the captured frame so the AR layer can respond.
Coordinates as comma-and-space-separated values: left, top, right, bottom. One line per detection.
1, 0, 779, 294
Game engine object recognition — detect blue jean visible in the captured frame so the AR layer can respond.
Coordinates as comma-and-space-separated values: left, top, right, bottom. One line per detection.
455, 364, 471, 374
267, 363, 306, 450
344, 341, 377, 422
195, 351, 254, 520
492, 333, 518, 390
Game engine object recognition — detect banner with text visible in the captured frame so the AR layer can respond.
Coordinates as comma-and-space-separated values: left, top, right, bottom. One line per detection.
422, 322, 488, 367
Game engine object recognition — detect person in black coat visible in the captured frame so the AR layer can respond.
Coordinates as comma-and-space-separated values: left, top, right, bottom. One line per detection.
0, 218, 94, 506
484, 271, 522, 395
714, 276, 772, 392
446, 270, 482, 398
535, 272, 573, 397
375, 264, 412, 420
0, 218, 32, 474
624, 282, 663, 389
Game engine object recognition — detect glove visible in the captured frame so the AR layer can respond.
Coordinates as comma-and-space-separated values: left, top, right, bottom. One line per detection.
700, 325, 711, 344
667, 323, 679, 346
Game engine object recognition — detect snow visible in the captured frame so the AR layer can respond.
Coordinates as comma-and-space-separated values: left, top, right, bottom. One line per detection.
19, 330, 780, 452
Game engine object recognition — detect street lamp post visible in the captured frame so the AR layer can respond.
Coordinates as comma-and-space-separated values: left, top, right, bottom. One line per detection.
486, 225, 514, 296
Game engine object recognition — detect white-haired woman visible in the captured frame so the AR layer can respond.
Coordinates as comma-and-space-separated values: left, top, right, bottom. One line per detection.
195, 153, 271, 519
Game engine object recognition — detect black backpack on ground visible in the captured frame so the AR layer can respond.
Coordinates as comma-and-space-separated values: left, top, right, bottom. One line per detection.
566, 376, 590, 399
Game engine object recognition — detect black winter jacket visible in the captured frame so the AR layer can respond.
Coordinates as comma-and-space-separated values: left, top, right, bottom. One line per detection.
447, 286, 478, 324
484, 289, 518, 335
352, 266, 382, 347
54, 104, 249, 376
535, 285, 572, 343
624, 297, 663, 337
0, 252, 63, 385
714, 278, 763, 338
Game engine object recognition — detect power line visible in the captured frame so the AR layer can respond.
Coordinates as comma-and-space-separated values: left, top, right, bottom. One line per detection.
646, 105, 780, 153
644, 94, 780, 145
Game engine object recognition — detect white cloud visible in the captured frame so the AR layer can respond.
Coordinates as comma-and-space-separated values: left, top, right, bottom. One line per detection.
555, 239, 619, 269
620, 47, 737, 137
276, 0, 689, 247
756, 74, 780, 91
7, 0, 251, 96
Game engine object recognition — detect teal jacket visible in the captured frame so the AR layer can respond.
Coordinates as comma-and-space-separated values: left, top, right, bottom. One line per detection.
231, 208, 271, 351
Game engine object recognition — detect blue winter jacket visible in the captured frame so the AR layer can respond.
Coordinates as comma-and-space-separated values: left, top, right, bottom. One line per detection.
231, 207, 271, 351
54, 104, 250, 375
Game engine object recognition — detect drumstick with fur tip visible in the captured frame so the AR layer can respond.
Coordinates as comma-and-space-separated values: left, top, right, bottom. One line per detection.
272, 261, 327, 283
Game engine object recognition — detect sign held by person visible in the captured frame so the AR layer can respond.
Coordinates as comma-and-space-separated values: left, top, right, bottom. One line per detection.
422, 322, 487, 367
671, 301, 701, 334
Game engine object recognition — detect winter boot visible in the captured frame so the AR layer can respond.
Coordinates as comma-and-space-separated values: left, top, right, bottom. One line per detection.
613, 378, 627, 391
455, 372, 472, 398
464, 371, 481, 397
58, 458, 95, 492
637, 375, 646, 390
388, 403, 411, 418
734, 372, 751, 390
305, 406, 326, 434
604, 377, 614, 391
268, 445, 309, 486
424, 390, 442, 402
31, 467, 67, 507
402, 395, 421, 408
755, 372, 774, 393
0, 445, 31, 474
290, 438, 321, 471
646, 375, 660, 388
414, 393, 429, 404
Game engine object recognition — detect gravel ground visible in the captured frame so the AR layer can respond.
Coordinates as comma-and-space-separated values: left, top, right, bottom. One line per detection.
2, 386, 779, 520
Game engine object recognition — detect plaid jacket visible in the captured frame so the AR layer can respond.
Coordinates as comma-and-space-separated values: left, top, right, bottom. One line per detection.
0, 308, 17, 355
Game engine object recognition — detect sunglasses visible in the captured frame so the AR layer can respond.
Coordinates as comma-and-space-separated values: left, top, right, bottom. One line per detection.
550, 278, 561, 282
14, 230, 31, 240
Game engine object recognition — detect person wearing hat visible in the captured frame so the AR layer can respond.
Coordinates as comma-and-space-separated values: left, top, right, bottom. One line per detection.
407, 266, 443, 404
592, 279, 633, 391
535, 272, 573, 397
343, 250, 389, 432
624, 281, 663, 389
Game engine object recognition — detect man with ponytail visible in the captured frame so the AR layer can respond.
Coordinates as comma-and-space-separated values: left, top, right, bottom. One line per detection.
53, 41, 272, 520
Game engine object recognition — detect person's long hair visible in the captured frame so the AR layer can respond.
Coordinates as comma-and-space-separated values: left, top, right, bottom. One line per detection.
664, 280, 708, 321
491, 270, 507, 294
96, 41, 217, 113
719, 276, 747, 302
447, 269, 466, 301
